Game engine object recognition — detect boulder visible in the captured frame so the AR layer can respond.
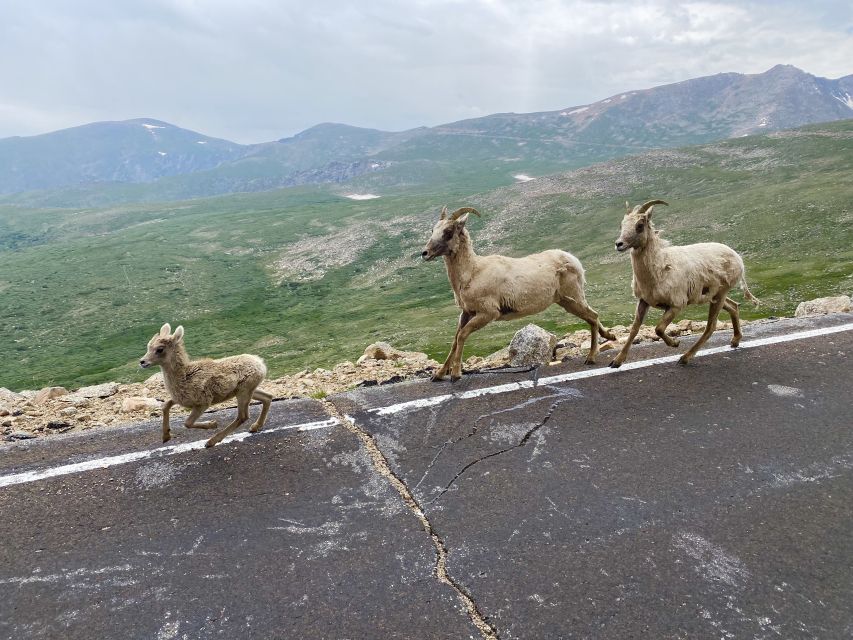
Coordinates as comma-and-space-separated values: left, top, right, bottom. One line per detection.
508, 324, 557, 367
795, 295, 851, 317
120, 397, 162, 413
33, 386, 68, 405
144, 372, 165, 389
62, 382, 120, 402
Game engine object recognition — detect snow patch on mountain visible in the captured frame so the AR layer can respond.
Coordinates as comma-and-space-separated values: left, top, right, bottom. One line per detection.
345, 193, 381, 200
834, 92, 853, 110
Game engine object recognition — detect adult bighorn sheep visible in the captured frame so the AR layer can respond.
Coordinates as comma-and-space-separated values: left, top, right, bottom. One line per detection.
609, 200, 759, 367
139, 323, 272, 447
422, 206, 615, 381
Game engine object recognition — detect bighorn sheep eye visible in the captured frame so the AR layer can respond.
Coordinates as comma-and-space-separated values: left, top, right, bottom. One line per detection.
635, 223, 645, 233
155, 347, 164, 354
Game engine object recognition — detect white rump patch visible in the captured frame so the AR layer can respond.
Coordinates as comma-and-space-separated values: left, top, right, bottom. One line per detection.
344, 193, 381, 200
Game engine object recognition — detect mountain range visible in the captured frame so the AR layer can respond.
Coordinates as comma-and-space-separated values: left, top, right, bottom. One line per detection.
1, 64, 851, 205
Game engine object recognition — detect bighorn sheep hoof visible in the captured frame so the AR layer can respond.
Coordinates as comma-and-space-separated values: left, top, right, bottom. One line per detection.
608, 360, 622, 369
162, 434, 171, 443
249, 424, 262, 433
584, 357, 596, 366
670, 339, 680, 348
678, 355, 691, 365
430, 373, 446, 382
204, 439, 217, 448
450, 374, 462, 382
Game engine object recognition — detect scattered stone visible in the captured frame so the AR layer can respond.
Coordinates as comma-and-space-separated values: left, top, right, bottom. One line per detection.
11, 409, 24, 417
7, 431, 35, 440
18, 390, 38, 400
795, 295, 851, 317
46, 420, 71, 430
33, 386, 68, 405
357, 342, 431, 364
0, 407, 8, 417
60, 407, 79, 416
1, 418, 13, 427
508, 324, 558, 367
120, 397, 162, 413
0, 388, 22, 403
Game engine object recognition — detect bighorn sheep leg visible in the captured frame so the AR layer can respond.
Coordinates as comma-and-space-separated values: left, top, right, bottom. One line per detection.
609, 299, 650, 368
184, 406, 217, 429
655, 306, 683, 348
205, 397, 251, 448
249, 389, 273, 432
433, 311, 472, 381
679, 294, 728, 364
162, 399, 175, 443
724, 298, 742, 347
558, 298, 606, 364
450, 313, 496, 381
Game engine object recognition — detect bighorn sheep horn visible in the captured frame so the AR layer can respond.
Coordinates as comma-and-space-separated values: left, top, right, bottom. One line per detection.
638, 199, 668, 214
449, 207, 482, 221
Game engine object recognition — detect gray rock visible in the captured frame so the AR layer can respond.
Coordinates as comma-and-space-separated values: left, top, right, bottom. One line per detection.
62, 382, 120, 402
7, 431, 35, 440
794, 295, 851, 317
508, 324, 558, 367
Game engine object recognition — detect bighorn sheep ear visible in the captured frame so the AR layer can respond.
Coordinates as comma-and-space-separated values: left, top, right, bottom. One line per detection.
625, 201, 631, 213
173, 326, 184, 342
440, 205, 448, 220
159, 323, 171, 337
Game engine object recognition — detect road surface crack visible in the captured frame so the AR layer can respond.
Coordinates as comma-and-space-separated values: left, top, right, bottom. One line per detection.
428, 387, 577, 505
320, 400, 499, 640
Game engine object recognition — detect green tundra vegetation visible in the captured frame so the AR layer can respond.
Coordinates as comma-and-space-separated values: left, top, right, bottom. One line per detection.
0, 120, 851, 390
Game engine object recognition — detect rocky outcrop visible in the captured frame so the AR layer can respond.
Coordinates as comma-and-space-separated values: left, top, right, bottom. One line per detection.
508, 324, 557, 367
795, 295, 851, 317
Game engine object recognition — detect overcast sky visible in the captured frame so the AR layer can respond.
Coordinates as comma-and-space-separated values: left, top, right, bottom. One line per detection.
1, 0, 851, 143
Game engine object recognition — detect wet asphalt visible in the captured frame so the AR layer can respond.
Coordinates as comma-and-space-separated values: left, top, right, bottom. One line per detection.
1, 313, 851, 639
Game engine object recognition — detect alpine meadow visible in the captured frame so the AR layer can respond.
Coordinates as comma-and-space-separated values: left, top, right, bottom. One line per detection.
1, 116, 851, 391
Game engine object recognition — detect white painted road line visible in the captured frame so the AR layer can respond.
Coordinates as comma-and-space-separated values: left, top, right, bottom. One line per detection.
370, 322, 853, 417
0, 417, 339, 489
3, 321, 851, 490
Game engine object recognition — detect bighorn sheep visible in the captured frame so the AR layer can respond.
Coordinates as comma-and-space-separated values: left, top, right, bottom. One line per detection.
609, 200, 759, 367
139, 323, 272, 447
422, 206, 615, 381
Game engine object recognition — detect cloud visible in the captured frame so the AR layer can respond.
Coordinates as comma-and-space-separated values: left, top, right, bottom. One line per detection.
0, 0, 850, 142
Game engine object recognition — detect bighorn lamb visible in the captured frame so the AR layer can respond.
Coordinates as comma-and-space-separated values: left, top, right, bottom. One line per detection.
139, 323, 272, 447
609, 200, 759, 367
422, 206, 615, 381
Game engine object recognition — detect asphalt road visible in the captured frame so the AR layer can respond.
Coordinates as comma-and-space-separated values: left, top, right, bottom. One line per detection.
1, 314, 851, 639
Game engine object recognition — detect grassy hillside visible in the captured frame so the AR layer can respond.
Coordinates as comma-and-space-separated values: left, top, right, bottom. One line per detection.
0, 120, 851, 391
